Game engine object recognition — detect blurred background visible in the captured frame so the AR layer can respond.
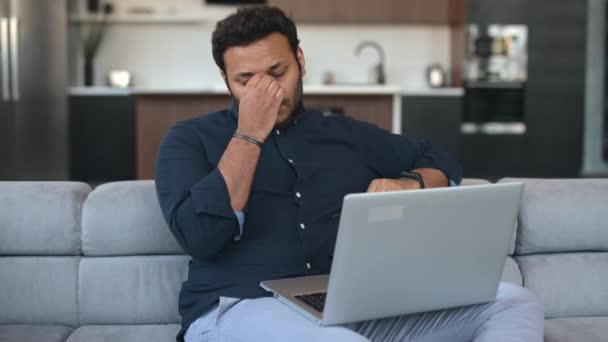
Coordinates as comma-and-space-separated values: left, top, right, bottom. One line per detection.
0, 0, 606, 183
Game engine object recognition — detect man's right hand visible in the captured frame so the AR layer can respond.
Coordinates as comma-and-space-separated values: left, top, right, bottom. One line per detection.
236, 74, 286, 143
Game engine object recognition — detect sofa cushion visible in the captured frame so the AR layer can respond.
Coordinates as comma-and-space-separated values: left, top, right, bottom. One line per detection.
82, 181, 183, 256
501, 256, 522, 285
0, 324, 73, 342
499, 178, 608, 255
517, 253, 608, 318
78, 255, 188, 325
0, 182, 91, 255
65, 324, 181, 342
0, 257, 79, 326
544, 317, 608, 342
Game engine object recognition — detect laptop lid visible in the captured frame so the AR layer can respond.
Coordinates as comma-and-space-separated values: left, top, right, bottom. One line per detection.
322, 183, 523, 325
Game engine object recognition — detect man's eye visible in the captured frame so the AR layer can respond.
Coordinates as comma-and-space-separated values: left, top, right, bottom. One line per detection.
273, 69, 287, 78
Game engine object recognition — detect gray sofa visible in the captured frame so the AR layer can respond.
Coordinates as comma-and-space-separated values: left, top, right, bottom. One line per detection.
0, 178, 606, 342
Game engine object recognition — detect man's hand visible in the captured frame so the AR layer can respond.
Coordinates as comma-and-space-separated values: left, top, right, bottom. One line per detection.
367, 178, 421, 193
366, 168, 449, 193
236, 73, 286, 142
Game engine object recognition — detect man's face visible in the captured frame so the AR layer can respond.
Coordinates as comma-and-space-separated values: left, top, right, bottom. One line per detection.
221, 32, 306, 127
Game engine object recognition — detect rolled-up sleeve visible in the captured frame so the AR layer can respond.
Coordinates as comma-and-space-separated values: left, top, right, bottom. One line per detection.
350, 117, 463, 185
155, 122, 239, 261
406, 137, 463, 185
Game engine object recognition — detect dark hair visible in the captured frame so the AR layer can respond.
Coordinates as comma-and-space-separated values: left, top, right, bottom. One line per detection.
212, 6, 300, 72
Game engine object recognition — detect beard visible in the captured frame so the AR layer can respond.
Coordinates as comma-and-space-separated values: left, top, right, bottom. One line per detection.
279, 74, 303, 125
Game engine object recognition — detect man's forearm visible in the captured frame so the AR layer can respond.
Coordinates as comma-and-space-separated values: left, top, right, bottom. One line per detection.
218, 137, 261, 211
413, 168, 449, 188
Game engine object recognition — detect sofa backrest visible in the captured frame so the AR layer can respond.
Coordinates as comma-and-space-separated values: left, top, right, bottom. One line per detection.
0, 182, 91, 327
500, 178, 608, 318
78, 180, 188, 326
1, 178, 523, 327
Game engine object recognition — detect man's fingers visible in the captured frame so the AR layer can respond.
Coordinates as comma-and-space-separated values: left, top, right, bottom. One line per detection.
256, 75, 274, 91
274, 87, 286, 102
367, 180, 378, 192
368, 180, 397, 193
267, 80, 280, 97
246, 73, 263, 88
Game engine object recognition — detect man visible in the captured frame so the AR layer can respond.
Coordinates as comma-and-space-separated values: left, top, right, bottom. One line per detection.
155, 6, 543, 342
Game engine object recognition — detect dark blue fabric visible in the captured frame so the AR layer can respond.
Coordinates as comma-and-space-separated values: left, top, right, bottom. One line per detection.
155, 103, 462, 341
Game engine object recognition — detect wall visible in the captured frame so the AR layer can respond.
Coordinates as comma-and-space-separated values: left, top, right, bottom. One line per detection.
68, 3, 451, 89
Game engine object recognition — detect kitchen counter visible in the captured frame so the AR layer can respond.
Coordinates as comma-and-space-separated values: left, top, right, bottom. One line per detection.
67, 85, 463, 96
67, 85, 463, 135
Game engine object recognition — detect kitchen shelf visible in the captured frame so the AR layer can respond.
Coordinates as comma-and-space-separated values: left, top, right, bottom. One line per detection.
68, 14, 205, 25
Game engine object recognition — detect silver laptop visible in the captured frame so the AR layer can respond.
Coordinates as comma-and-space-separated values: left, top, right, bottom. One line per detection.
260, 182, 523, 326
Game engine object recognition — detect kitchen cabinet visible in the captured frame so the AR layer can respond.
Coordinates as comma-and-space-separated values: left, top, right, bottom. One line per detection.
135, 95, 231, 180
461, 0, 587, 178
135, 93, 394, 179
400, 93, 529, 179
268, 0, 456, 24
460, 134, 526, 180
522, 0, 587, 177
465, 0, 527, 25
401, 96, 462, 160
69, 95, 135, 182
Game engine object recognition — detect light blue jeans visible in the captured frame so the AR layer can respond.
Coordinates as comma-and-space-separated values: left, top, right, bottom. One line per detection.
185, 282, 544, 342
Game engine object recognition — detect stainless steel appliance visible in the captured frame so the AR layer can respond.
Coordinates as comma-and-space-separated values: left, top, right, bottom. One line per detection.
463, 24, 528, 135
465, 24, 528, 82
0, 0, 68, 180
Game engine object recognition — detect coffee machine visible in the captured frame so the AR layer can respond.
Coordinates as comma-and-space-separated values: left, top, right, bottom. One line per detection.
465, 24, 528, 82
463, 24, 529, 126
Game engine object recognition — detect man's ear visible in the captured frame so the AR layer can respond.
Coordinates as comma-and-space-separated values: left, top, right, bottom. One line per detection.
297, 47, 306, 77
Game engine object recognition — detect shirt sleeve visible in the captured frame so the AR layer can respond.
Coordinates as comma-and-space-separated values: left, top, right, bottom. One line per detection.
347, 117, 463, 185
155, 121, 240, 261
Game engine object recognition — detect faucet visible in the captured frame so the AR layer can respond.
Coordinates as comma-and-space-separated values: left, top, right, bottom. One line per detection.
354, 41, 386, 85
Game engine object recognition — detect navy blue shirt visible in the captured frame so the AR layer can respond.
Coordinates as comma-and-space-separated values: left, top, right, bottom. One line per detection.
155, 103, 462, 341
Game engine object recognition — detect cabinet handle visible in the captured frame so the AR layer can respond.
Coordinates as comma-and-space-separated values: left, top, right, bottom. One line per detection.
461, 122, 527, 135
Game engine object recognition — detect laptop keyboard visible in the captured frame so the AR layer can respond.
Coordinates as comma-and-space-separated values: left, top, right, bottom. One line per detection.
295, 292, 327, 312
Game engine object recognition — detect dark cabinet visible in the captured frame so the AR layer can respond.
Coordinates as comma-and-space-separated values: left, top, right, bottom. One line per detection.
401, 96, 462, 160
465, 0, 527, 25
523, 0, 587, 177
269, 0, 455, 24
462, 0, 587, 178
69, 95, 135, 182
460, 134, 526, 180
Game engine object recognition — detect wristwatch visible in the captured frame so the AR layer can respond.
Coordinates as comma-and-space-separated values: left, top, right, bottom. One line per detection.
399, 171, 425, 189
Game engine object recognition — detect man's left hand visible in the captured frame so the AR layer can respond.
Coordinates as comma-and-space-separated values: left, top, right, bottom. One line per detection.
367, 178, 421, 193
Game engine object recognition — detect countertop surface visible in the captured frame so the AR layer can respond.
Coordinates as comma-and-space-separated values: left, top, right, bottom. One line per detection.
68, 85, 464, 97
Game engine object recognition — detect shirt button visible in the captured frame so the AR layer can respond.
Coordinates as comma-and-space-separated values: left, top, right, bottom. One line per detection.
300, 223, 306, 230
288, 159, 294, 164
275, 129, 281, 135
306, 263, 311, 270
296, 192, 302, 198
